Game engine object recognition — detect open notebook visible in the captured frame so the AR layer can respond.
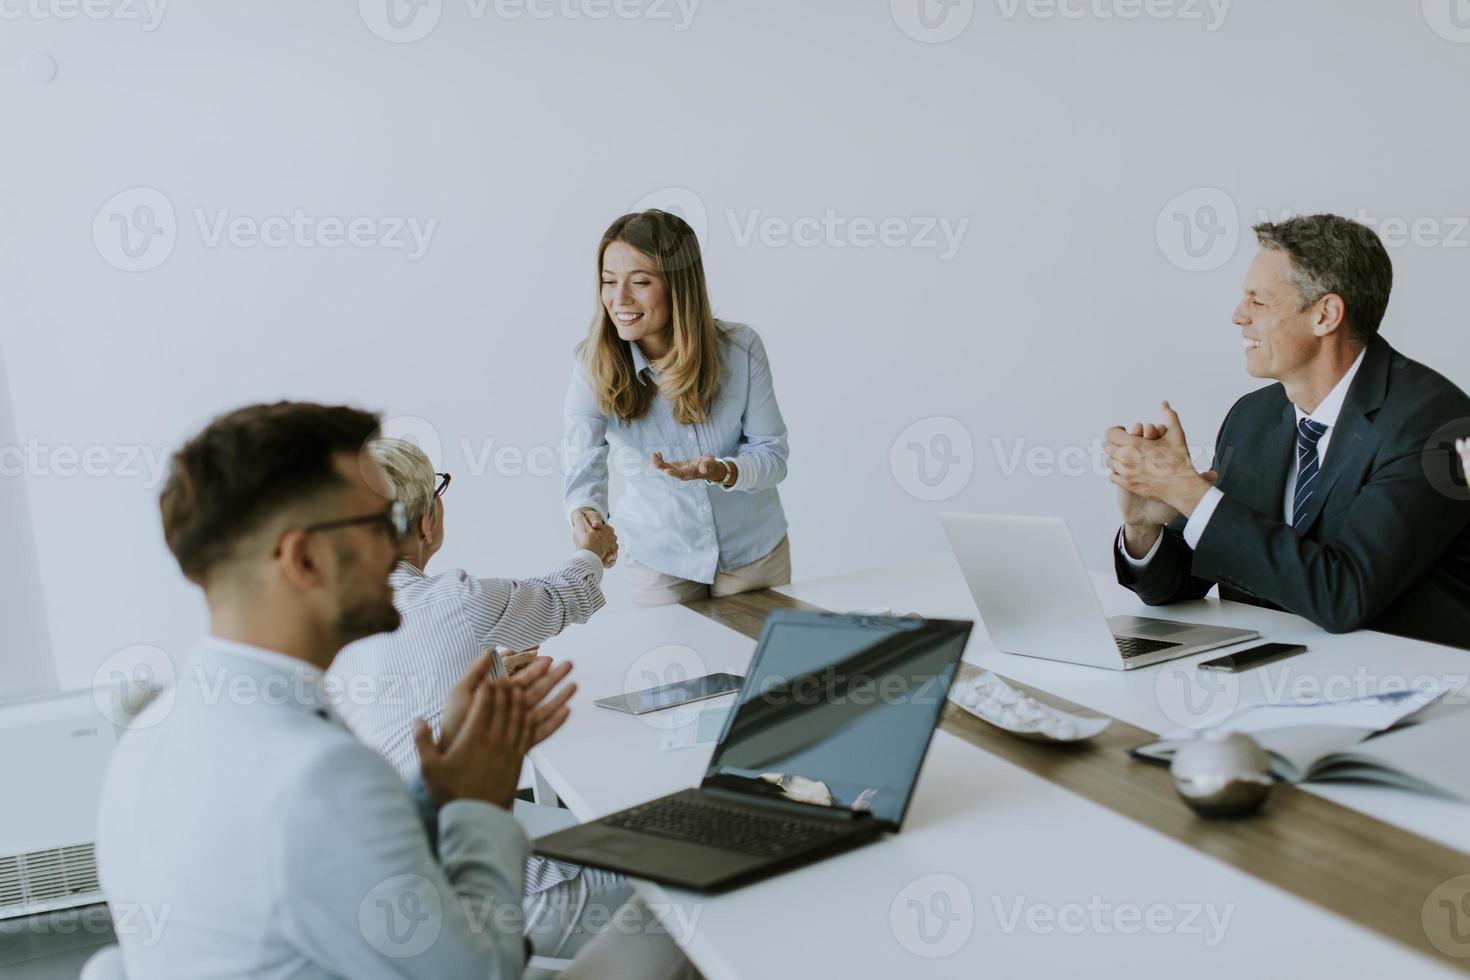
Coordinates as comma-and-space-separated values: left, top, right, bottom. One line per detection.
1133, 687, 1470, 799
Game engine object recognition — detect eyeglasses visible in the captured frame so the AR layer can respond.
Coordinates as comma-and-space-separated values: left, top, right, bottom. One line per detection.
299, 501, 410, 543
434, 472, 452, 499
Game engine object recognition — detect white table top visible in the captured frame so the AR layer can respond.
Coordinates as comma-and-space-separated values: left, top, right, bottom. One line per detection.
777, 557, 1470, 857
531, 559, 1466, 979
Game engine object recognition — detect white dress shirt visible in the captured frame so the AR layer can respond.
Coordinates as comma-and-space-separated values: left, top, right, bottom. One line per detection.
97, 637, 530, 979
329, 552, 604, 895
330, 552, 604, 779
1121, 349, 1367, 566
563, 321, 790, 583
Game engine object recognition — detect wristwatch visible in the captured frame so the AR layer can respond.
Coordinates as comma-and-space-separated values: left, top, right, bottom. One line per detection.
705, 458, 734, 487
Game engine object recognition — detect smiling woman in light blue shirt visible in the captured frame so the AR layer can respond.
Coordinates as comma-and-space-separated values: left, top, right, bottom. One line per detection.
564, 209, 791, 606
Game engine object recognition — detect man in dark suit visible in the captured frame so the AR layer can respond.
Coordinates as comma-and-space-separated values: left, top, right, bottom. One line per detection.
1105, 213, 1470, 650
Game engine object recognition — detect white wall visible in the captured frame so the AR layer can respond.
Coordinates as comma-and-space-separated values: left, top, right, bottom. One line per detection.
1, 1, 1468, 689
0, 338, 57, 697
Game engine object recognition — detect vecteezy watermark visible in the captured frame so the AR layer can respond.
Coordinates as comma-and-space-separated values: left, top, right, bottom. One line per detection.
749, 666, 947, 709
890, 0, 976, 43
359, 873, 702, 955
0, 903, 172, 946
1255, 207, 1470, 251
1157, 187, 1240, 273
992, 895, 1234, 945
1155, 663, 1470, 732
93, 187, 176, 272
991, 436, 1220, 480
890, 416, 974, 501
93, 187, 438, 272
359, 874, 446, 958
1423, 418, 1470, 502
890, 873, 975, 957
0, 0, 169, 31
628, 188, 970, 260
631, 186, 709, 246
623, 644, 714, 731
523, 896, 704, 945
1154, 659, 1241, 730
994, 0, 1231, 31
1422, 0, 1470, 44
358, 0, 700, 43
1424, 874, 1470, 958
0, 439, 173, 487
92, 644, 177, 731
726, 209, 970, 261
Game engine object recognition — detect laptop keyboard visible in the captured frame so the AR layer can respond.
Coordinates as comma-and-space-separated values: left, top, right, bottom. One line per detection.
604, 795, 848, 859
1113, 635, 1182, 659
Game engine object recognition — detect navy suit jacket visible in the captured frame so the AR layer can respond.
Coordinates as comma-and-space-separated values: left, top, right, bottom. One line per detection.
1116, 337, 1470, 650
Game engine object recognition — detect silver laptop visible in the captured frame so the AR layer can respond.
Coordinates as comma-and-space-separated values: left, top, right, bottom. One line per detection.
940, 513, 1258, 670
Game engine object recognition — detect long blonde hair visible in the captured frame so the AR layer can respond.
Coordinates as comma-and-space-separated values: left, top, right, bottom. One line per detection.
577, 210, 722, 425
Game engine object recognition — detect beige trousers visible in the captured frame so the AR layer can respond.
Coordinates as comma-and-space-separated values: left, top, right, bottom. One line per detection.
624, 536, 792, 608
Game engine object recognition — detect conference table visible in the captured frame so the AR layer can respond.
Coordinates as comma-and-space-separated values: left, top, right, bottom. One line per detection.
529, 557, 1470, 978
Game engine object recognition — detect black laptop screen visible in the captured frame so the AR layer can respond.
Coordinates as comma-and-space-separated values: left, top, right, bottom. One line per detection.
703, 614, 970, 827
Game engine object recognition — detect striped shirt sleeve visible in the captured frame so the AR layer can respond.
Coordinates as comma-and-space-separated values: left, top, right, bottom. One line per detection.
458, 551, 607, 653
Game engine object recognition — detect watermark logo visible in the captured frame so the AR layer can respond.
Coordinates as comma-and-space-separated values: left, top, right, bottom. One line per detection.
1425, 875, 1470, 957
992, 895, 1233, 944
1157, 187, 1239, 272
93, 188, 438, 271
359, 0, 443, 43
92, 644, 176, 730
1422, 419, 1470, 502
1153, 659, 1240, 730
1423, 0, 1470, 43
890, 873, 974, 957
376, 415, 446, 468
890, 416, 974, 501
623, 644, 713, 730
631, 186, 709, 248
94, 187, 177, 273
726, 209, 969, 260
1256, 207, 1470, 251
360, 874, 443, 957
890, 0, 975, 43
995, 0, 1230, 31
0, 439, 173, 488
0, 0, 169, 31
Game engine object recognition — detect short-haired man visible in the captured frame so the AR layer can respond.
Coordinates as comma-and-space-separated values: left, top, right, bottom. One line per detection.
96, 402, 694, 978
328, 437, 628, 960
1106, 214, 1470, 648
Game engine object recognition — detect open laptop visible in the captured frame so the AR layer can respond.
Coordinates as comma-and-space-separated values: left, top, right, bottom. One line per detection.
940, 513, 1257, 670
534, 610, 972, 892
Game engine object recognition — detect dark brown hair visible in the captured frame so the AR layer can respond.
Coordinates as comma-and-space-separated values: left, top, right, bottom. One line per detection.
160, 401, 381, 583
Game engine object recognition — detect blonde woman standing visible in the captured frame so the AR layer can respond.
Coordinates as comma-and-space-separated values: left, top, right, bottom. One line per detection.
564, 209, 791, 607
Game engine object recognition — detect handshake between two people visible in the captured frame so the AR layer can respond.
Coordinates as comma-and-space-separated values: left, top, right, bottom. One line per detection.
413, 650, 576, 811
568, 451, 737, 570
1105, 401, 1219, 561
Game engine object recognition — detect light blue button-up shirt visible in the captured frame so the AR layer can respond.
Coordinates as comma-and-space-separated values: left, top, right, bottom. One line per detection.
97, 638, 530, 979
563, 321, 789, 584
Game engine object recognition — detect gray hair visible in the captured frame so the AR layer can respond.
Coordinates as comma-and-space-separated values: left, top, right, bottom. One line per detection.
1252, 214, 1393, 346
368, 438, 436, 529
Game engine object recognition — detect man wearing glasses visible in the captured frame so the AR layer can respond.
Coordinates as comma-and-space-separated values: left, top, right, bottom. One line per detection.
328, 436, 625, 960
95, 402, 693, 979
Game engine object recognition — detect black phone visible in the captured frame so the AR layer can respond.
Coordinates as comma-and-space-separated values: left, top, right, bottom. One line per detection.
1197, 642, 1307, 672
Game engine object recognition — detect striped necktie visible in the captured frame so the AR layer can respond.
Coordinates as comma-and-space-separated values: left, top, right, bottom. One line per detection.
1292, 417, 1330, 531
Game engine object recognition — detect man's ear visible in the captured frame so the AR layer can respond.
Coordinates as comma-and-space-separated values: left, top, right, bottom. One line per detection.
418, 508, 434, 543
1313, 293, 1347, 337
274, 528, 323, 590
